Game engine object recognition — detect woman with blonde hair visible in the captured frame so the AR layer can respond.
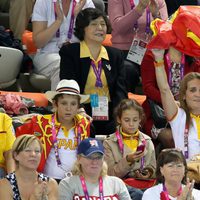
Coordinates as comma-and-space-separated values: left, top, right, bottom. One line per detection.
0, 134, 58, 200
59, 138, 131, 200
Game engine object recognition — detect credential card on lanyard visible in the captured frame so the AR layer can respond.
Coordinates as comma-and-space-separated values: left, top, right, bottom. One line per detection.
92, 96, 109, 121
126, 38, 148, 65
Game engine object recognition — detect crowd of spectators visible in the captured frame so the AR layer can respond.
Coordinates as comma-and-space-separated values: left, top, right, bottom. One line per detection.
0, 1, 200, 200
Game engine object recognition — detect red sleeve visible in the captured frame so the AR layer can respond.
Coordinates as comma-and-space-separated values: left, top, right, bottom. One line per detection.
141, 51, 162, 103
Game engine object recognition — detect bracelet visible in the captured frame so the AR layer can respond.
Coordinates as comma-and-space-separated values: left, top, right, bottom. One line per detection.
154, 60, 164, 67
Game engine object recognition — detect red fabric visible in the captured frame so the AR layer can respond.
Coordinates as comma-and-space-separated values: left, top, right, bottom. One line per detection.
141, 50, 200, 136
16, 115, 90, 172
148, 19, 176, 49
148, 6, 200, 57
16, 116, 55, 172
123, 178, 156, 189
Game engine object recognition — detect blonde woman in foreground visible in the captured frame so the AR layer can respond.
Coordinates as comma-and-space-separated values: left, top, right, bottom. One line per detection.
0, 134, 58, 200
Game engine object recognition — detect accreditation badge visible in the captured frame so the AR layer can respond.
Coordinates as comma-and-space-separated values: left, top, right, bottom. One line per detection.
126, 37, 148, 65
91, 95, 109, 121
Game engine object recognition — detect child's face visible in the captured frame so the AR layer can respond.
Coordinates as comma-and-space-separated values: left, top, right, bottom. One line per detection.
54, 94, 79, 123
117, 108, 141, 134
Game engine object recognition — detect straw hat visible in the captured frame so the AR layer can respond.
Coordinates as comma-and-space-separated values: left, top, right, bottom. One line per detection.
45, 79, 89, 103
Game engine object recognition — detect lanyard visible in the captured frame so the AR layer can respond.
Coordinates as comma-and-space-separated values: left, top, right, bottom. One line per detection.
53, 0, 60, 38
52, 114, 62, 166
184, 123, 189, 159
91, 60, 103, 88
80, 176, 104, 200
53, 0, 76, 40
77, 126, 82, 145
51, 114, 82, 167
161, 184, 182, 200
129, 0, 151, 34
67, 0, 76, 40
165, 53, 185, 89
115, 128, 146, 169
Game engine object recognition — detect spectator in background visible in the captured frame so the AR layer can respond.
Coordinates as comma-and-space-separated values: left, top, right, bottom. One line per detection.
0, 113, 15, 179
59, 137, 131, 200
0, 134, 58, 199
142, 149, 200, 199
9, 0, 35, 40
92, 0, 105, 12
59, 8, 127, 136
9, 0, 104, 40
108, 0, 168, 93
32, 0, 94, 90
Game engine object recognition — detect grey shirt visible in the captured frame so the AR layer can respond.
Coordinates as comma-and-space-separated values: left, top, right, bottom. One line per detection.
59, 175, 131, 200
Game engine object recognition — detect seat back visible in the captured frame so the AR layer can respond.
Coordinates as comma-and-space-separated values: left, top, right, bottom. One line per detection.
29, 73, 51, 92
0, 46, 23, 88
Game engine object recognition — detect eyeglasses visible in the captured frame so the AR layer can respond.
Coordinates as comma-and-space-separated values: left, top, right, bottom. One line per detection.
81, 154, 104, 161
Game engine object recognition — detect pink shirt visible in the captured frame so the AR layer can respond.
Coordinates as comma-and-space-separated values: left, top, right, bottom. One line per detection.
108, 0, 168, 50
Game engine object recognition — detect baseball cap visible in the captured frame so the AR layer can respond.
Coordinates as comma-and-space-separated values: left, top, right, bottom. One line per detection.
77, 138, 104, 156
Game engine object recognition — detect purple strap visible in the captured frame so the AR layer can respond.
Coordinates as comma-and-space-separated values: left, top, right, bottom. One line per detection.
145, 7, 151, 34
67, 0, 76, 40
129, 0, 151, 34
54, 1, 60, 38
54, 0, 76, 40
52, 114, 62, 166
91, 60, 103, 88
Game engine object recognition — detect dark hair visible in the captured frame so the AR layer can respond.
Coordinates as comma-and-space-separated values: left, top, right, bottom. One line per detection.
179, 72, 200, 125
185, 55, 195, 66
114, 99, 146, 126
74, 8, 111, 41
156, 149, 187, 184
52, 93, 81, 106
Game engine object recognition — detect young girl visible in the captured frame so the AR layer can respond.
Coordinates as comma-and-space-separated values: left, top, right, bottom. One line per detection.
103, 98, 156, 180
16, 79, 92, 182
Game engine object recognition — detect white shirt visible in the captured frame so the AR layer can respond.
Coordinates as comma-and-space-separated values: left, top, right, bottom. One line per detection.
32, 0, 94, 53
44, 127, 77, 179
170, 108, 200, 160
142, 184, 200, 200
